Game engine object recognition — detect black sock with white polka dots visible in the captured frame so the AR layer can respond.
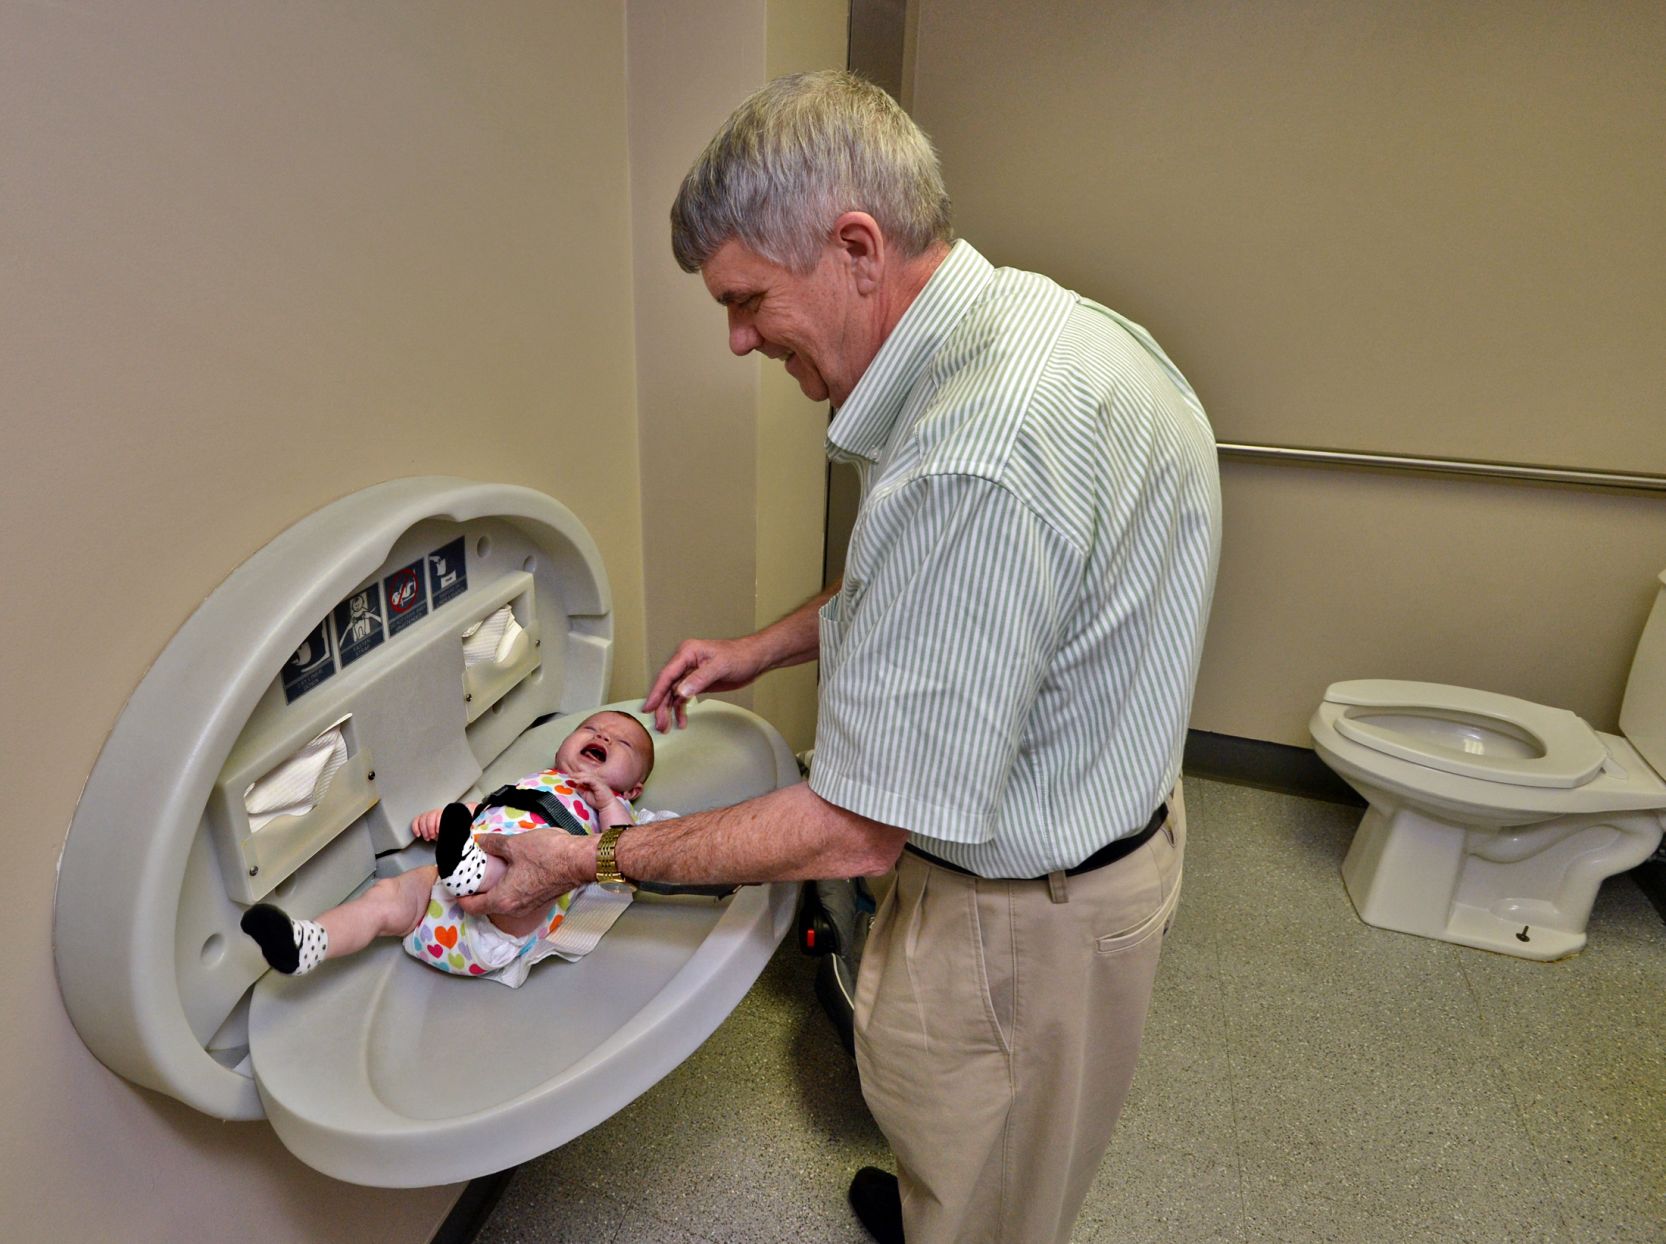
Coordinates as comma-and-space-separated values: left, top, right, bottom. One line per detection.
436, 802, 490, 897
240, 903, 328, 975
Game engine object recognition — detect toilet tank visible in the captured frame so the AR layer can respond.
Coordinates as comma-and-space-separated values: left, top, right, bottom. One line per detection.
1619, 569, 1666, 779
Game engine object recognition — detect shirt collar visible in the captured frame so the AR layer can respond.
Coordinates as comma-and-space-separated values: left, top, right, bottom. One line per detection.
826, 240, 994, 465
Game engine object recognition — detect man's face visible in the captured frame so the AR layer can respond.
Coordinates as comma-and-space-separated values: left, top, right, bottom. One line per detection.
701, 239, 867, 407
554, 712, 653, 799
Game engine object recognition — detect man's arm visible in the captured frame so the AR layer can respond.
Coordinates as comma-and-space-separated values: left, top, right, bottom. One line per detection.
455, 781, 904, 920
642, 583, 839, 730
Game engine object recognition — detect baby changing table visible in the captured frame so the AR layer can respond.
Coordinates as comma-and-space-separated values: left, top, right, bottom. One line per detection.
53, 478, 800, 1186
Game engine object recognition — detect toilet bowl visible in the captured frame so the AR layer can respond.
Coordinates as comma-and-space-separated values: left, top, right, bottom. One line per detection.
1309, 572, 1666, 960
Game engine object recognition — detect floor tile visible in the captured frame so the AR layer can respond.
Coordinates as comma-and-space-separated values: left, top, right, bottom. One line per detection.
1073, 1132, 1244, 1243
475, 777, 1666, 1244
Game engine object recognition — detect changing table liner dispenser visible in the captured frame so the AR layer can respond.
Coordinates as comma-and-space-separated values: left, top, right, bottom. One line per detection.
53, 478, 800, 1186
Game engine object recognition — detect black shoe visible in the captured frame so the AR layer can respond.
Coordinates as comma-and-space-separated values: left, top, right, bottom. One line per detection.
240, 903, 300, 974
848, 1167, 904, 1244
434, 802, 475, 878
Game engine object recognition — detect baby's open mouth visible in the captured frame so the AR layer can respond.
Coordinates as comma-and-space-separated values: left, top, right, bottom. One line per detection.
581, 743, 608, 764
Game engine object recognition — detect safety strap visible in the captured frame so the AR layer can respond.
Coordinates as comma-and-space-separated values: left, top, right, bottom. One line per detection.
477, 784, 591, 836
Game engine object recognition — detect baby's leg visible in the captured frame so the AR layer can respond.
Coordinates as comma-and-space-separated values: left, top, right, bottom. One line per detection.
241, 866, 436, 975
435, 803, 506, 897
316, 866, 437, 955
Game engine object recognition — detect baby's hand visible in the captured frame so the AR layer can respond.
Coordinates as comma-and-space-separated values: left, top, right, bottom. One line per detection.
563, 763, 617, 821
411, 808, 446, 841
412, 802, 477, 840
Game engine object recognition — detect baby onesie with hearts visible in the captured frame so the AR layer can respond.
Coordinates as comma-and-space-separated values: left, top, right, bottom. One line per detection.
403, 769, 637, 987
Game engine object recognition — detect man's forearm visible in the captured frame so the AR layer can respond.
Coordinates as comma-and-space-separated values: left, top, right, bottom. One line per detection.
614, 778, 902, 884
750, 582, 839, 674
456, 779, 903, 920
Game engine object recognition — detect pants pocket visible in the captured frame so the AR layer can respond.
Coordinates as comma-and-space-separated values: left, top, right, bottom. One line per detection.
971, 883, 1014, 1052
1091, 844, 1173, 958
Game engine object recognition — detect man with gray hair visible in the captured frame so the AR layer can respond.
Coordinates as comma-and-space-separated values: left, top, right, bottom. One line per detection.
465, 70, 1221, 1244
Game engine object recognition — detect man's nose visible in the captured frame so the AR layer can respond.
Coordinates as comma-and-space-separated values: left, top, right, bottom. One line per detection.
727, 308, 760, 356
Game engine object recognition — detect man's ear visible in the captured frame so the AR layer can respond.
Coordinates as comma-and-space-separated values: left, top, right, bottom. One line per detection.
830, 211, 884, 293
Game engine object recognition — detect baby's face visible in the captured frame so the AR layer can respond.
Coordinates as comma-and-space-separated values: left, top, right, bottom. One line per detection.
554, 712, 654, 799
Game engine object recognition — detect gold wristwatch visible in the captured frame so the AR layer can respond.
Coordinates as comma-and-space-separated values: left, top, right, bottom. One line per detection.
595, 825, 629, 885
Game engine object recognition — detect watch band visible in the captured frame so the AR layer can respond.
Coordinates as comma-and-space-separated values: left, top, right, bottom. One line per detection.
595, 825, 628, 885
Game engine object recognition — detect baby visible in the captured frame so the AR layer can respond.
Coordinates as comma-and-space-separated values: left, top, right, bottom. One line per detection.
240, 711, 655, 986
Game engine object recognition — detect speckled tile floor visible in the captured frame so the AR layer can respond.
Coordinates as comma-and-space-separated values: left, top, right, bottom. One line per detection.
472, 777, 1666, 1244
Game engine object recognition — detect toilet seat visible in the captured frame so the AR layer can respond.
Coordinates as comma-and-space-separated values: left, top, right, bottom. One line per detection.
1324, 679, 1607, 790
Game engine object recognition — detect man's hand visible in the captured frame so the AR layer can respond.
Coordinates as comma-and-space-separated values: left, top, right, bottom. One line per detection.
643, 587, 834, 730
455, 829, 594, 920
642, 636, 768, 731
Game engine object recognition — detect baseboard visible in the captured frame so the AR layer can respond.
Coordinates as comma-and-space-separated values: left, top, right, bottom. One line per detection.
1184, 729, 1364, 807
430, 1169, 516, 1244
1635, 860, 1666, 924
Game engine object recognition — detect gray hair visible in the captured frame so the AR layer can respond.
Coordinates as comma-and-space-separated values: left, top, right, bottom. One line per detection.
671, 70, 953, 274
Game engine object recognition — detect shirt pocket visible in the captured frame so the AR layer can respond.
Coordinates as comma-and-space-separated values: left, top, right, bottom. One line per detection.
817, 591, 846, 682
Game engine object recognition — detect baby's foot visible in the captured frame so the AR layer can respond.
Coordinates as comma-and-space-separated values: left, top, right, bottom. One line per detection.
435, 802, 491, 897
240, 903, 328, 975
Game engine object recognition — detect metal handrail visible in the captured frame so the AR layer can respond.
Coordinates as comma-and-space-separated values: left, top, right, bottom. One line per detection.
1215, 442, 1666, 494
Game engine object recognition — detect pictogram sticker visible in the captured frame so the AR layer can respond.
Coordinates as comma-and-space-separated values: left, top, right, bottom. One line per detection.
428, 537, 468, 608
333, 584, 386, 667
383, 559, 428, 637
281, 620, 336, 702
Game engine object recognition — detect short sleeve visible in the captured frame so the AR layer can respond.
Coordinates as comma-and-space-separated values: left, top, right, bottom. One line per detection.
808, 474, 1080, 842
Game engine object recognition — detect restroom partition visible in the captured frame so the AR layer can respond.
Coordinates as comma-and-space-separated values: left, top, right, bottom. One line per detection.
860, 0, 1666, 750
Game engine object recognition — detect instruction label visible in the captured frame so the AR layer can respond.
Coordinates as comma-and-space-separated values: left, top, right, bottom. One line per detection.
281, 620, 336, 703
383, 559, 428, 637
427, 537, 468, 608
333, 584, 386, 667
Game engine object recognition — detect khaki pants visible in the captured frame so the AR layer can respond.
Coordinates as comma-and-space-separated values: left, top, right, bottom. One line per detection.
853, 785, 1185, 1244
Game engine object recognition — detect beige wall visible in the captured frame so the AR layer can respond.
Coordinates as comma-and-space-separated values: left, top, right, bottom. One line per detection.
755, 0, 853, 751
2, 2, 647, 1237
630, 0, 848, 755
908, 0, 1666, 746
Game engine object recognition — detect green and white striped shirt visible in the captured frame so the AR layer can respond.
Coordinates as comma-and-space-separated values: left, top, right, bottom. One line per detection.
809, 240, 1221, 878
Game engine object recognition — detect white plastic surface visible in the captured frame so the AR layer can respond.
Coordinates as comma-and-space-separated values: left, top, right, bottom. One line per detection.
54, 479, 612, 1120
54, 478, 806, 1185
1324, 679, 1607, 789
248, 700, 800, 1187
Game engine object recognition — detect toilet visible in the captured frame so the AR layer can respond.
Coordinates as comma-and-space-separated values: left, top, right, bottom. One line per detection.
1309, 569, 1666, 960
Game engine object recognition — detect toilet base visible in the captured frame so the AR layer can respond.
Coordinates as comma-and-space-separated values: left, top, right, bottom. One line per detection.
1340, 802, 1662, 962
1437, 901, 1584, 961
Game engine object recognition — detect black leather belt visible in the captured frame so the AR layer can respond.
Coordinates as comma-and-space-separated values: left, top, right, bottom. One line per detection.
905, 801, 1169, 881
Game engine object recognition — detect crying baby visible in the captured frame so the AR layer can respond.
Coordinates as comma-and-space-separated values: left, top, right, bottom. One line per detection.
240, 711, 656, 987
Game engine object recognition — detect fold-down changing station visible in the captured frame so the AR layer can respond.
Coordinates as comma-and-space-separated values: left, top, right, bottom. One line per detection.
54, 478, 800, 1186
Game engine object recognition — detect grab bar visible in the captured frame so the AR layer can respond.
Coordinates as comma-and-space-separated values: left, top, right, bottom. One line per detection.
1215, 443, 1666, 495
